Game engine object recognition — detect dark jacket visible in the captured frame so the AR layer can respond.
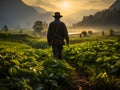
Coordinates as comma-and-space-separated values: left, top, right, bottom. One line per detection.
47, 20, 69, 46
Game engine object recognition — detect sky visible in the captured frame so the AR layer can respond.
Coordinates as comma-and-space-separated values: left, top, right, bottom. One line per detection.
22, 0, 116, 16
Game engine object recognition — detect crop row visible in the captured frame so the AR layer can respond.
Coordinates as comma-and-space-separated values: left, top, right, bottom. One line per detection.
63, 39, 120, 90
0, 41, 74, 90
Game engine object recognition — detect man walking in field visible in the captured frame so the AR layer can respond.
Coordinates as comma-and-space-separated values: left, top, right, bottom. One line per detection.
47, 12, 69, 60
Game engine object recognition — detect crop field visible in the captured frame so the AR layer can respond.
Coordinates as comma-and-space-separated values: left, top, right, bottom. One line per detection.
0, 32, 120, 90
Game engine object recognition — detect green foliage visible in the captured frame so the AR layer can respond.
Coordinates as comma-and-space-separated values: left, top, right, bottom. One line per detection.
109, 29, 114, 36
3, 25, 8, 32
33, 21, 44, 34
0, 33, 120, 89
63, 39, 120, 89
41, 59, 74, 90
88, 31, 93, 36
81, 31, 87, 37
0, 33, 49, 49
0, 41, 74, 90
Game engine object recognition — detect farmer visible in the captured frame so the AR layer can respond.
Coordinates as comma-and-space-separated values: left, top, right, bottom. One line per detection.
47, 12, 69, 60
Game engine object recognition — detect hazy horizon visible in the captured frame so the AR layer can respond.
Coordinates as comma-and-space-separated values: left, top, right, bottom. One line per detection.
22, 0, 115, 16
0, 0, 119, 31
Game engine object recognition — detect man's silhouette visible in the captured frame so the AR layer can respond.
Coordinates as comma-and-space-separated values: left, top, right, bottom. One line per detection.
47, 12, 69, 60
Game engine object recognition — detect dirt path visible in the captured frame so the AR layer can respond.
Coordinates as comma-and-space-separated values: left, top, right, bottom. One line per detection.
68, 62, 93, 90
71, 70, 92, 90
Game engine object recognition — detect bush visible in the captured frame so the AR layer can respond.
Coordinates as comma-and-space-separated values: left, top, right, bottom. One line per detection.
81, 31, 87, 37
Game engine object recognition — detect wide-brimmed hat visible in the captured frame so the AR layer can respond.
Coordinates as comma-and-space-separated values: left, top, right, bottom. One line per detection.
53, 12, 63, 18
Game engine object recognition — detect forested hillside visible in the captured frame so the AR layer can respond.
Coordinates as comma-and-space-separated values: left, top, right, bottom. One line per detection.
74, 9, 120, 28
73, 0, 120, 29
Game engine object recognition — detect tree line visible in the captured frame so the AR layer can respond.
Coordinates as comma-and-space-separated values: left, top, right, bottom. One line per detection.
0, 21, 48, 36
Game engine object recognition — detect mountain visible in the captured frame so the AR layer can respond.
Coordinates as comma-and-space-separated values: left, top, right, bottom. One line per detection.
64, 9, 98, 25
36, 9, 98, 26
33, 6, 47, 14
73, 0, 120, 29
39, 12, 54, 23
109, 0, 120, 10
0, 0, 99, 28
0, 0, 41, 28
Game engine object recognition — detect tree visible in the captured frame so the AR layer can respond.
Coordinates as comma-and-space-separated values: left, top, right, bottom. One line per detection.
20, 29, 23, 34
43, 21, 48, 28
88, 31, 93, 36
3, 25, 8, 32
33, 21, 43, 34
81, 31, 87, 37
109, 29, 114, 36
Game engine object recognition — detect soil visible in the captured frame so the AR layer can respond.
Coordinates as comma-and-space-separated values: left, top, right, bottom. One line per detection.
71, 70, 93, 90
68, 62, 94, 90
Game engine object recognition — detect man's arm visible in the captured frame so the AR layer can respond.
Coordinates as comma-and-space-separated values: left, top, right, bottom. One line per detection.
63, 23, 69, 45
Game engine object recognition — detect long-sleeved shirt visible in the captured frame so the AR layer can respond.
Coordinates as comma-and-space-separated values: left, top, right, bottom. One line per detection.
47, 19, 69, 45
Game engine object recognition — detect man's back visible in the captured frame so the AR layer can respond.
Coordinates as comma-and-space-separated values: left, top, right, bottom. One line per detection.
47, 12, 69, 59
48, 20, 68, 41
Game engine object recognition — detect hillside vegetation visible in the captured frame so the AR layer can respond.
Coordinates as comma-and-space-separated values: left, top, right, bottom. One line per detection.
74, 9, 120, 29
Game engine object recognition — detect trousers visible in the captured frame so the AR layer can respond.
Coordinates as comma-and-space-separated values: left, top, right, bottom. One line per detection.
52, 45, 63, 60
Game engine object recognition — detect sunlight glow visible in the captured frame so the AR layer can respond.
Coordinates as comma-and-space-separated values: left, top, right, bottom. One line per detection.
56, 1, 74, 15
59, 1, 71, 10
22, 0, 115, 16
